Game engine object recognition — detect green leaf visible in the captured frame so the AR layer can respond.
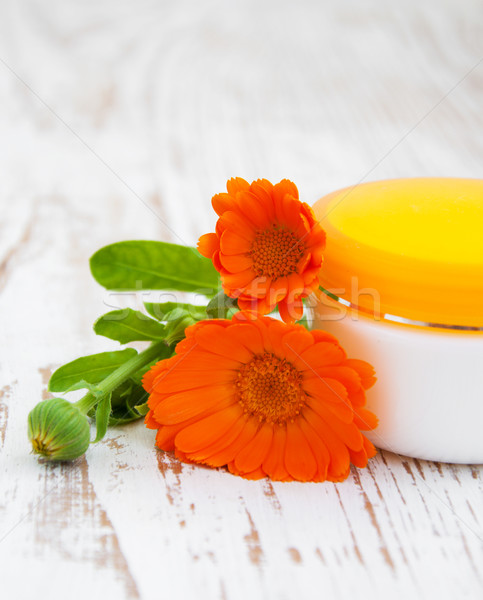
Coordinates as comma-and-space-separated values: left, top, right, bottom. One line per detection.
164, 313, 195, 344
93, 393, 112, 443
107, 379, 150, 426
206, 290, 239, 319
296, 315, 309, 330
133, 401, 149, 416
87, 381, 149, 426
86, 342, 174, 426
49, 349, 138, 393
144, 301, 206, 322
90, 240, 220, 294
94, 308, 166, 343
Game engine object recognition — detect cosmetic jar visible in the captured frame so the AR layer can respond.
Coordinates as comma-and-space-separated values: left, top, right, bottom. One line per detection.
312, 178, 483, 463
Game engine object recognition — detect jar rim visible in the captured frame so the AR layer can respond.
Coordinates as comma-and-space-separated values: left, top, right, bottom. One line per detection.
317, 288, 483, 333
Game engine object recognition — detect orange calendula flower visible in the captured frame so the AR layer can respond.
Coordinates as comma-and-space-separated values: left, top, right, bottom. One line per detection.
197, 178, 326, 323
143, 314, 378, 483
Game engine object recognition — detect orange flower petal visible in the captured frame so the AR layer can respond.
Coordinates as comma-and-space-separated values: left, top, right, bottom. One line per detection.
143, 362, 163, 393
194, 324, 253, 362
313, 366, 362, 393
273, 179, 299, 207
297, 252, 311, 275
348, 437, 377, 468
203, 416, 259, 467
280, 328, 314, 363
212, 250, 223, 271
236, 191, 272, 228
310, 404, 363, 451
183, 320, 214, 340
363, 436, 377, 458
197, 232, 219, 258
307, 394, 353, 424
344, 359, 377, 390
296, 342, 346, 370
287, 272, 305, 295
235, 423, 273, 473
266, 319, 288, 357
155, 417, 201, 451
224, 322, 264, 355
348, 445, 368, 468
284, 421, 317, 481
226, 177, 250, 196
353, 406, 379, 430
220, 229, 252, 255
301, 265, 321, 285
219, 211, 254, 241
281, 194, 305, 227
304, 408, 351, 480
309, 245, 324, 267
294, 215, 311, 239
298, 417, 330, 482
219, 252, 253, 273
146, 389, 166, 410
175, 405, 243, 453
303, 376, 349, 405
153, 366, 235, 394
267, 277, 289, 305
278, 296, 303, 324
153, 385, 236, 425
252, 178, 274, 194
227, 462, 267, 480
347, 388, 367, 408
169, 349, 242, 371
262, 424, 290, 481
238, 294, 278, 315
250, 181, 275, 217
310, 329, 341, 346
155, 426, 179, 451
212, 193, 235, 216
221, 268, 255, 291
187, 416, 247, 466
252, 317, 274, 353
306, 224, 326, 247
242, 276, 273, 299
327, 469, 351, 483
144, 410, 159, 430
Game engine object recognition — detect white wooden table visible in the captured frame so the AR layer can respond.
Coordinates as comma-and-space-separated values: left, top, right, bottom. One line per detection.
1, 1, 482, 598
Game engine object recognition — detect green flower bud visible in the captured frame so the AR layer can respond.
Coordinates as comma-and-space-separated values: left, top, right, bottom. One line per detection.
28, 398, 91, 461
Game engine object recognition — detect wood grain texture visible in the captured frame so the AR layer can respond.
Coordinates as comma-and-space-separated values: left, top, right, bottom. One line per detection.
0, 1, 482, 599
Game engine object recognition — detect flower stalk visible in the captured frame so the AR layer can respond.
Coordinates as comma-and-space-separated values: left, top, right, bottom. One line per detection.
74, 340, 169, 415
29, 341, 170, 461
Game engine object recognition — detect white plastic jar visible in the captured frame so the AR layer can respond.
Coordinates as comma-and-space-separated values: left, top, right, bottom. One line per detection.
311, 178, 483, 464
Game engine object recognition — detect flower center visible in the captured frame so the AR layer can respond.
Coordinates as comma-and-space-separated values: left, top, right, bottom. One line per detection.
249, 226, 306, 279
236, 353, 306, 424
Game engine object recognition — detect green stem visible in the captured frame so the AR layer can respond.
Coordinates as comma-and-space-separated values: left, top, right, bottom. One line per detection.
319, 285, 339, 302
74, 341, 168, 415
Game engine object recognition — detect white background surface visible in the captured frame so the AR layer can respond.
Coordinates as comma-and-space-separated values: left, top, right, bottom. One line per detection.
0, 1, 482, 599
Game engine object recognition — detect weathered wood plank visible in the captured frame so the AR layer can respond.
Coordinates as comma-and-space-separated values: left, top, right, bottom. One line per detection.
1, 1, 482, 599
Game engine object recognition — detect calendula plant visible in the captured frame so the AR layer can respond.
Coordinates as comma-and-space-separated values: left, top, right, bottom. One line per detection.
28, 240, 225, 460
29, 178, 378, 483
